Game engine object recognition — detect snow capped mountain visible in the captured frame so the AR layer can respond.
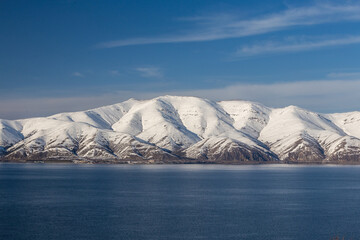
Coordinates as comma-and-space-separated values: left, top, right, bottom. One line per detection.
1, 96, 360, 164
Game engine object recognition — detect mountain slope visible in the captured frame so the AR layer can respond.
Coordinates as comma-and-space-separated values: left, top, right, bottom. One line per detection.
259, 106, 348, 162
1, 96, 360, 163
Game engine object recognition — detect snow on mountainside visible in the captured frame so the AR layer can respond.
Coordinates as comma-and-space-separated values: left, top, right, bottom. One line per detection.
327, 112, 360, 138
1, 96, 360, 163
259, 106, 360, 162
0, 119, 23, 156
219, 100, 270, 139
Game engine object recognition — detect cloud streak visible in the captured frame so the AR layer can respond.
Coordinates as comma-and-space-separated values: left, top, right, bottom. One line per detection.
327, 71, 360, 78
72, 72, 84, 77
97, 3, 360, 48
135, 67, 163, 78
237, 35, 360, 56
177, 79, 360, 113
2, 79, 360, 120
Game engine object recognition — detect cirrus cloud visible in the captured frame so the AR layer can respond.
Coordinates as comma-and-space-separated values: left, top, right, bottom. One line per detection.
97, 3, 360, 48
1, 78, 360, 120
237, 35, 360, 56
135, 67, 163, 78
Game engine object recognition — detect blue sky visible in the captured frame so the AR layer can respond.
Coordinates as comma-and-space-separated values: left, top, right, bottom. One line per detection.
1, 0, 360, 119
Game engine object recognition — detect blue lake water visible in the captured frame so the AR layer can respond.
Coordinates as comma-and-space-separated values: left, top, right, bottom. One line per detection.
1, 163, 360, 240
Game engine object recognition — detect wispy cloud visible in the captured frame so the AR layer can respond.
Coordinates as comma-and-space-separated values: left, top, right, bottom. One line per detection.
97, 3, 360, 48
2, 78, 360, 119
174, 79, 360, 113
236, 35, 360, 56
72, 72, 84, 77
109, 70, 122, 76
327, 71, 360, 78
135, 67, 163, 78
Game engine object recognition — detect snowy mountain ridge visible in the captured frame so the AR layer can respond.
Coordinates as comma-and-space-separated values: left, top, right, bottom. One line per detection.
1, 95, 360, 164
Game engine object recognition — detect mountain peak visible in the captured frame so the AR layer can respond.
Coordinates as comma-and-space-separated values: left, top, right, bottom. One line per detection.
1, 96, 360, 164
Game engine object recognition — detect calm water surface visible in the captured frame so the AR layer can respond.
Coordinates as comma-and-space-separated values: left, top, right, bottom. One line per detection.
1, 163, 360, 240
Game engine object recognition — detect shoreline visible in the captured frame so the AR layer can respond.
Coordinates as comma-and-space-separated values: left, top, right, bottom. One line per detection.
2, 159, 360, 165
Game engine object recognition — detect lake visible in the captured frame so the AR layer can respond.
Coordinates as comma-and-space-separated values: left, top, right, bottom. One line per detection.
1, 163, 360, 240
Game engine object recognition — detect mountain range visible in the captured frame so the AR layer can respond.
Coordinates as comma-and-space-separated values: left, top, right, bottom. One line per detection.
1, 96, 360, 164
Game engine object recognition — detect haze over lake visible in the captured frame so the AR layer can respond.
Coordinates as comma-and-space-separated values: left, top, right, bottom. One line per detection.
1, 163, 359, 240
